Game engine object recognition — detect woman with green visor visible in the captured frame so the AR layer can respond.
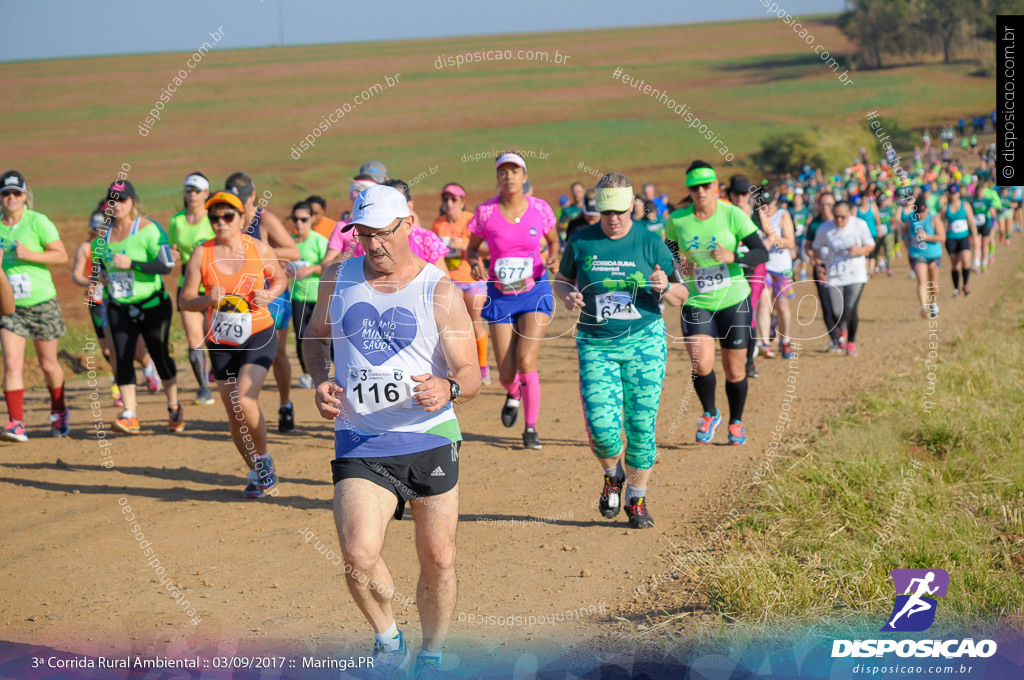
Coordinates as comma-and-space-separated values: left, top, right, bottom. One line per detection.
554, 172, 688, 529
664, 161, 768, 446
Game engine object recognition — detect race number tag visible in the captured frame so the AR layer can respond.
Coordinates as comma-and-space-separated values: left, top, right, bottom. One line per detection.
950, 219, 968, 234
694, 264, 729, 294
595, 291, 641, 321
491, 256, 532, 284
8, 273, 31, 300
345, 365, 414, 415
975, 213, 986, 226
210, 312, 252, 344
828, 256, 850, 278
107, 271, 135, 299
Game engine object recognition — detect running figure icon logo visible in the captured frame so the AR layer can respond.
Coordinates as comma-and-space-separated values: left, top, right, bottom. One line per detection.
881, 568, 949, 632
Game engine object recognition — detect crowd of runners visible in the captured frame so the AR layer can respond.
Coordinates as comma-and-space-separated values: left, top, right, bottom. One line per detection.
0, 120, 1014, 675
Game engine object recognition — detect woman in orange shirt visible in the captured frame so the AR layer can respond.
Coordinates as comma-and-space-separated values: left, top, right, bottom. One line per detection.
180, 191, 287, 499
431, 183, 490, 383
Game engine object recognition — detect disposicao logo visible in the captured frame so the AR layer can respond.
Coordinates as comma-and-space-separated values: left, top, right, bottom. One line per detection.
883, 568, 948, 632
831, 568, 997, 659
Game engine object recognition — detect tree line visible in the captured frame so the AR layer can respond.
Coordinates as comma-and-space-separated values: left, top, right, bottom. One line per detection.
838, 0, 1024, 68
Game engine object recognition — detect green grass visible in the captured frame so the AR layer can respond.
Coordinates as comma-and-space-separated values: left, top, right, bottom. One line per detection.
695, 263, 1024, 639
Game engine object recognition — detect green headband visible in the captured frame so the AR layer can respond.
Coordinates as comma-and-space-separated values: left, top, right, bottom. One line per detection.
685, 167, 718, 187
595, 186, 634, 213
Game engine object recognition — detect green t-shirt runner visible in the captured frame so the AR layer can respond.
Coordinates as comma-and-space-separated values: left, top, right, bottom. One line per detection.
664, 201, 758, 311
168, 210, 214, 287
91, 218, 170, 305
558, 223, 674, 338
0, 209, 62, 308
291, 231, 328, 303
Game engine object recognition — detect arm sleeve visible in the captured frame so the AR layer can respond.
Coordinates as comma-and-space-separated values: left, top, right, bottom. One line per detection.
735, 233, 768, 268
38, 214, 61, 245
557, 237, 577, 279
133, 224, 174, 273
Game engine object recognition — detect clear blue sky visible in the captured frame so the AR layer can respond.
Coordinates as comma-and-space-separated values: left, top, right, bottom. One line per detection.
1, 0, 844, 62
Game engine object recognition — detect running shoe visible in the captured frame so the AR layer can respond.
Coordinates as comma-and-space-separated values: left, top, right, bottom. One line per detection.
255, 455, 276, 489
624, 496, 654, 529
243, 470, 265, 498
696, 409, 722, 443
839, 330, 848, 350
599, 474, 624, 518
781, 341, 793, 360
278, 404, 295, 433
981, 264, 988, 273
144, 369, 162, 394
297, 373, 315, 389
480, 365, 492, 385
49, 408, 70, 438
930, 303, 940, 318
746, 361, 759, 379
111, 383, 123, 408
762, 344, 775, 359
846, 342, 858, 357
728, 422, 746, 445
371, 630, 410, 679
2, 419, 28, 442
952, 288, 960, 298
167, 404, 185, 433
193, 388, 215, 405
500, 394, 520, 428
963, 285, 971, 297
412, 655, 443, 680
113, 411, 141, 434
521, 427, 542, 450
920, 305, 930, 319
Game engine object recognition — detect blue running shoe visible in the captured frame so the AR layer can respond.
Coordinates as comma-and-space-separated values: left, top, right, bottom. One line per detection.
371, 630, 410, 679
728, 422, 747, 445
411, 654, 443, 679
695, 409, 722, 443
255, 455, 276, 490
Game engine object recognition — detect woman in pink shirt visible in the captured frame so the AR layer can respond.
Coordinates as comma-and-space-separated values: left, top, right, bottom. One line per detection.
466, 152, 559, 450
324, 178, 444, 267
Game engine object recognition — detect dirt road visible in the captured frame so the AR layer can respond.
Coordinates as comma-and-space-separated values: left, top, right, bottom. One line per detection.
1, 244, 1018, 665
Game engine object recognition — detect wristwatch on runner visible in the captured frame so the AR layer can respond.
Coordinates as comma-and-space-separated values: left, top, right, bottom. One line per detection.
446, 378, 460, 402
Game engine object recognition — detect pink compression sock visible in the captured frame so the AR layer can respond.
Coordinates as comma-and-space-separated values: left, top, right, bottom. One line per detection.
520, 370, 540, 429
501, 373, 521, 399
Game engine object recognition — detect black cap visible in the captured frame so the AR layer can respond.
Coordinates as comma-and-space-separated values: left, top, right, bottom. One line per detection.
643, 200, 659, 218
107, 179, 138, 202
582, 193, 599, 217
0, 170, 27, 194
727, 174, 752, 196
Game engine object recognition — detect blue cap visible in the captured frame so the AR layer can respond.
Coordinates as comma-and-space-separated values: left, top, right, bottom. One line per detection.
559, 194, 569, 206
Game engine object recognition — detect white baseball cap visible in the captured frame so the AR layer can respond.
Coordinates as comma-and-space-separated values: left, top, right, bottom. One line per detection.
341, 185, 410, 232
184, 174, 209, 191
495, 152, 527, 171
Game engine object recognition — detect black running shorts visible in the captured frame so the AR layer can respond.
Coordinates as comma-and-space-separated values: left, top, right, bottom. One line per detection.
331, 441, 461, 520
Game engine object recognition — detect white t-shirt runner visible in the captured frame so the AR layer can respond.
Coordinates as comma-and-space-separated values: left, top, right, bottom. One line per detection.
328, 257, 462, 458
811, 217, 875, 287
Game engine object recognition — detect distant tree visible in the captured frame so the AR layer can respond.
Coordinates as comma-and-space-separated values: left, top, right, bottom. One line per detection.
975, 0, 1024, 42
838, 0, 912, 69
913, 0, 975, 64
752, 132, 827, 177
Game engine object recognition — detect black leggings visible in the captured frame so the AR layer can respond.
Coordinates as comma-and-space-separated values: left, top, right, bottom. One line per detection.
814, 267, 839, 342
107, 291, 177, 386
825, 283, 865, 342
291, 298, 317, 374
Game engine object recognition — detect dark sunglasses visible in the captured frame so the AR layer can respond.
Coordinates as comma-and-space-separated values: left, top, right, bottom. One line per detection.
108, 195, 131, 203
209, 211, 239, 225
600, 209, 629, 216
185, 187, 205, 194
1, 190, 24, 197
292, 215, 310, 223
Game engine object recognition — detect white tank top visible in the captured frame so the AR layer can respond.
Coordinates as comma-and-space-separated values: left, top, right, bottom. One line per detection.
766, 210, 793, 273
329, 257, 461, 458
